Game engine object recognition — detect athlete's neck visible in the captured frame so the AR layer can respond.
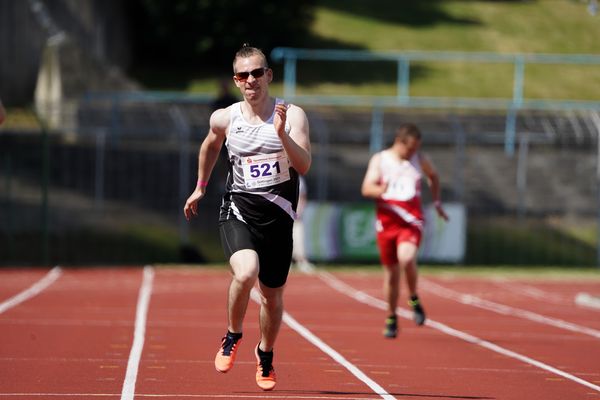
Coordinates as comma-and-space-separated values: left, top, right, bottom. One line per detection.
389, 146, 411, 161
241, 98, 275, 124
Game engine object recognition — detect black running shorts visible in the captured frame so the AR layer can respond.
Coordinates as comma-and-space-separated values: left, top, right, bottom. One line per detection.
219, 218, 293, 288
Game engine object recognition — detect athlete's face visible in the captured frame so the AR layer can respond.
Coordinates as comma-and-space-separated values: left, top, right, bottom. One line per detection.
233, 55, 272, 102
398, 136, 421, 159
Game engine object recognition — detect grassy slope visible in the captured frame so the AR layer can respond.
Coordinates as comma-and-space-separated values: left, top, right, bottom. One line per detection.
171, 2, 600, 100
293, 0, 600, 99
188, 0, 600, 100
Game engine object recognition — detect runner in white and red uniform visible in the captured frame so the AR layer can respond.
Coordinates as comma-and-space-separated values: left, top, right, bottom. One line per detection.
362, 123, 448, 338
376, 150, 425, 252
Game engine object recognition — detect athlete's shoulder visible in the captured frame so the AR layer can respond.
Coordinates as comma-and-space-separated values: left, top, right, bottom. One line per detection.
282, 102, 307, 120
210, 102, 238, 131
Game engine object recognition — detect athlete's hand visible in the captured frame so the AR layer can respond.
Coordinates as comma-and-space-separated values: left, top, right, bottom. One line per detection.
183, 188, 206, 221
273, 100, 289, 138
373, 180, 388, 198
435, 201, 449, 221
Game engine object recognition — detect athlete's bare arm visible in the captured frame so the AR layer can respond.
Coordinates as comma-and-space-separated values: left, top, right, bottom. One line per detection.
274, 103, 311, 175
361, 152, 387, 199
183, 107, 229, 220
420, 153, 449, 221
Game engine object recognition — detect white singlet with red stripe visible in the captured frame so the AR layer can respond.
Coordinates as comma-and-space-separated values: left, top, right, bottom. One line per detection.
376, 150, 424, 231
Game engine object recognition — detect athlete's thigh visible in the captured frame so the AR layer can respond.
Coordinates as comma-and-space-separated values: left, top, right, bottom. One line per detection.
220, 219, 256, 255
396, 240, 419, 265
377, 229, 400, 266
257, 220, 293, 289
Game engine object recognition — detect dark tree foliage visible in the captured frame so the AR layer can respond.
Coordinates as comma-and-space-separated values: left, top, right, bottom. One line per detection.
126, 0, 316, 69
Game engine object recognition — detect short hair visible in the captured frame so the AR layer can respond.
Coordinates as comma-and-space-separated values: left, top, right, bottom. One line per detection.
233, 43, 269, 72
395, 123, 422, 142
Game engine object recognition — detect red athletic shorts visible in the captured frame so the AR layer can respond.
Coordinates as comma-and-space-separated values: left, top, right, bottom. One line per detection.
376, 222, 422, 266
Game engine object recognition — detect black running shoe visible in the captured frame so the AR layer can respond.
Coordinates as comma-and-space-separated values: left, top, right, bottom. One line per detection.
383, 315, 398, 338
409, 297, 426, 326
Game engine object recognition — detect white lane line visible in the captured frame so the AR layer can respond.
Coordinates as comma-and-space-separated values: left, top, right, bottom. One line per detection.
491, 278, 568, 304
0, 394, 379, 399
250, 289, 395, 400
422, 279, 600, 340
317, 271, 600, 393
121, 266, 154, 400
0, 266, 62, 314
575, 293, 600, 310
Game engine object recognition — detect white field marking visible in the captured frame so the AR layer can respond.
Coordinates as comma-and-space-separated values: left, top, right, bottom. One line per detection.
0, 394, 385, 399
317, 271, 600, 393
491, 278, 568, 304
0, 266, 62, 314
250, 289, 395, 400
575, 293, 600, 310
421, 279, 600, 340
120, 266, 154, 400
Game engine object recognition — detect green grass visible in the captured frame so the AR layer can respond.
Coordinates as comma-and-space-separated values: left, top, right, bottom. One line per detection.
466, 217, 597, 266
0, 225, 226, 267
0, 108, 41, 131
136, 1, 600, 102
154, 262, 600, 280
312, 1, 599, 53
315, 264, 600, 279
291, 0, 600, 100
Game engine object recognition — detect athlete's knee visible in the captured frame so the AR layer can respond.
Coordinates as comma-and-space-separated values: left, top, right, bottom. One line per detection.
399, 257, 416, 270
258, 286, 283, 310
384, 264, 400, 282
233, 266, 258, 287
230, 250, 259, 286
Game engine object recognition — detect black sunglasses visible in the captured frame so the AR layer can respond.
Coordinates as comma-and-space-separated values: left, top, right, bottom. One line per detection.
234, 67, 267, 81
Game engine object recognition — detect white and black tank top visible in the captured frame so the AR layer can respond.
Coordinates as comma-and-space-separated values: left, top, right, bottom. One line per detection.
219, 100, 300, 227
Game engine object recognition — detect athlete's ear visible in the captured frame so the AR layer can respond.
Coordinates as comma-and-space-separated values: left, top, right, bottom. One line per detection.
267, 68, 273, 83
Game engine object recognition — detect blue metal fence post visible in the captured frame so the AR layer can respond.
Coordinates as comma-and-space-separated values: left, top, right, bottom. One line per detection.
397, 58, 410, 104
505, 55, 525, 156
283, 55, 297, 99
370, 106, 384, 153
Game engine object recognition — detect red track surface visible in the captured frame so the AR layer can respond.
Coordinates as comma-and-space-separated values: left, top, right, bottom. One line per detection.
1, 266, 599, 399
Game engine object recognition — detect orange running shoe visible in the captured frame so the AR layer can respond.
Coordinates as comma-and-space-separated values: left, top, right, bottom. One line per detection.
214, 332, 242, 373
255, 344, 276, 391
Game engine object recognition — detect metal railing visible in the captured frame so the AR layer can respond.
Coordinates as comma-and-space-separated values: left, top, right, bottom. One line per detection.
271, 48, 600, 155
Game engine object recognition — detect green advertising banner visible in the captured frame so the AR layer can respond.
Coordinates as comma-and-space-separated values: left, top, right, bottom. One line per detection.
338, 204, 379, 260
302, 202, 466, 263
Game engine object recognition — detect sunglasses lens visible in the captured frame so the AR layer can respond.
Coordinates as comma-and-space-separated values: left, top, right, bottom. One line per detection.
235, 68, 266, 81
251, 68, 265, 78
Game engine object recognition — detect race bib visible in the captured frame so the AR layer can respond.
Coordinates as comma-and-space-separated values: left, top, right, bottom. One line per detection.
242, 151, 291, 189
384, 175, 416, 201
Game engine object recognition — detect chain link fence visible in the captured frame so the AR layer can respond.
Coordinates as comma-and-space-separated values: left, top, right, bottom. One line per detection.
1, 96, 598, 266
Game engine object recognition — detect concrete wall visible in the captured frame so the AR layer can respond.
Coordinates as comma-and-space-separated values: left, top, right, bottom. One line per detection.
0, 0, 131, 105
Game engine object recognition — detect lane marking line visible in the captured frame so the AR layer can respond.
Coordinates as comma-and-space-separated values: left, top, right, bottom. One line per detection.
0, 394, 386, 399
491, 278, 569, 304
0, 267, 62, 315
121, 266, 154, 400
575, 293, 600, 310
250, 289, 395, 400
317, 271, 600, 393
422, 280, 600, 340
